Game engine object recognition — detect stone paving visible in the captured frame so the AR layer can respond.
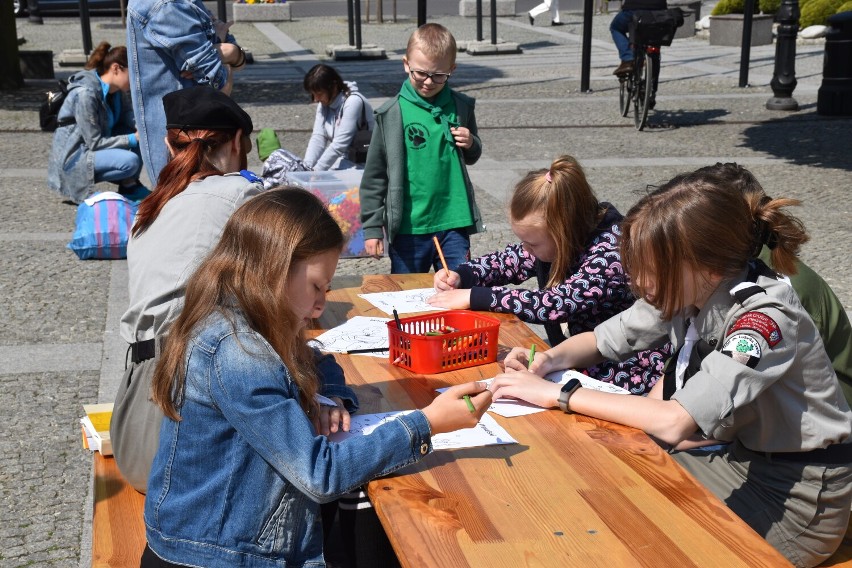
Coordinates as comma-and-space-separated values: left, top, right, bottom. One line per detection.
0, 7, 850, 566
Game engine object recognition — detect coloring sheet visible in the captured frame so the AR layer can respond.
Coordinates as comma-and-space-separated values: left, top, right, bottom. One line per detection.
437, 370, 630, 418
357, 288, 447, 315
310, 316, 390, 357
328, 410, 516, 450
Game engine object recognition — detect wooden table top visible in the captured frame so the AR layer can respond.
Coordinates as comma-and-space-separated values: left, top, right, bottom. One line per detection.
310, 273, 791, 568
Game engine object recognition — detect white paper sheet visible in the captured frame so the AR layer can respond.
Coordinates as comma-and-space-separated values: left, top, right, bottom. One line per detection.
328, 410, 516, 450
310, 316, 390, 357
357, 288, 446, 315
437, 370, 630, 418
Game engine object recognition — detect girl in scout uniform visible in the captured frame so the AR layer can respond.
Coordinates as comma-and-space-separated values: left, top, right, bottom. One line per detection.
491, 170, 852, 568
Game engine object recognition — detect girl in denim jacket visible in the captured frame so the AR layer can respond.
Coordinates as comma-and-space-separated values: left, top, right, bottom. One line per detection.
429, 155, 670, 394
141, 188, 491, 568
47, 42, 147, 203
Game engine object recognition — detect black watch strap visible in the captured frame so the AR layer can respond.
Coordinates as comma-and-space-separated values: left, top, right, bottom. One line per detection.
558, 378, 582, 413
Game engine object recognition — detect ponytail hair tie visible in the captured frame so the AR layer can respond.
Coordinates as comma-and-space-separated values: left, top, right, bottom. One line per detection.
545, 171, 552, 183
752, 220, 778, 257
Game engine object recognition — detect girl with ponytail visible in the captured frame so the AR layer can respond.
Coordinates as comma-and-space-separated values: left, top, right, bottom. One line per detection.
492, 168, 852, 568
48, 41, 146, 203
430, 155, 670, 394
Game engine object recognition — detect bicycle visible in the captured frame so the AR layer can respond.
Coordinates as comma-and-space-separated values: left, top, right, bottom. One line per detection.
616, 9, 683, 131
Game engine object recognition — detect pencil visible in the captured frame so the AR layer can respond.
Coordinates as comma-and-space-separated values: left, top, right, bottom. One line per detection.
393, 308, 402, 329
346, 347, 390, 354
463, 394, 476, 413
432, 236, 449, 275
529, 344, 536, 368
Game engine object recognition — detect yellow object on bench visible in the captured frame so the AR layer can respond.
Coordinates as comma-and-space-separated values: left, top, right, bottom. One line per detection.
92, 453, 145, 567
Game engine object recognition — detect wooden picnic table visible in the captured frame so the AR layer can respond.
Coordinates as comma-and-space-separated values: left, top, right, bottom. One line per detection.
310, 273, 792, 568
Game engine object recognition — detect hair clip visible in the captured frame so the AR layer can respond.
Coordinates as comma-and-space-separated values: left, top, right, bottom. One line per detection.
545, 171, 552, 183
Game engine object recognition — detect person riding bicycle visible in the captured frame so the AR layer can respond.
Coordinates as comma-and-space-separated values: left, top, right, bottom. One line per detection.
610, 0, 667, 76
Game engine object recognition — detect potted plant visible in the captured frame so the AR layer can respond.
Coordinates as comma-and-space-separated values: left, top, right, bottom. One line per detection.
233, 0, 291, 22
710, 0, 777, 45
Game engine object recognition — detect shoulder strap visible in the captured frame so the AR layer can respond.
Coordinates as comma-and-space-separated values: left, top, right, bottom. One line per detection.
350, 92, 368, 130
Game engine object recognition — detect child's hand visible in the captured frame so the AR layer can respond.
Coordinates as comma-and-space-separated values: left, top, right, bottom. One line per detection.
433, 268, 460, 291
421, 382, 492, 435
503, 346, 556, 375
313, 397, 351, 437
427, 289, 471, 310
365, 238, 384, 258
450, 127, 473, 149
489, 371, 561, 410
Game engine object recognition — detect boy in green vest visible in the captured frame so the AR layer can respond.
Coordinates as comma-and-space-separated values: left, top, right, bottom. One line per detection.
360, 23, 484, 274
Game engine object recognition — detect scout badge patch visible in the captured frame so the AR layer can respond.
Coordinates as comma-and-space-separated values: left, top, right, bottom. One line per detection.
728, 311, 782, 348
721, 333, 762, 368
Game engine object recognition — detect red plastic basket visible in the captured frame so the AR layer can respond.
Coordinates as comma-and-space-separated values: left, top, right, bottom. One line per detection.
387, 310, 501, 374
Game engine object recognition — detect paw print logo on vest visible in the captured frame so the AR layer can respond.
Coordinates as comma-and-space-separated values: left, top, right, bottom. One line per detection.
405, 123, 427, 150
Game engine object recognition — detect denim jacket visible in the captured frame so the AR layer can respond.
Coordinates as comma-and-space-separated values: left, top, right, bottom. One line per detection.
47, 69, 136, 203
145, 310, 433, 567
127, 0, 234, 183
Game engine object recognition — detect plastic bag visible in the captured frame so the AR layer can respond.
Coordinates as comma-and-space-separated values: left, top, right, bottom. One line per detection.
67, 192, 138, 260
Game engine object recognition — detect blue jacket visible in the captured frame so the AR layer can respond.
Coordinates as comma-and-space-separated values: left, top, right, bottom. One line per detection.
47, 69, 137, 203
145, 310, 433, 567
127, 0, 234, 183
359, 88, 484, 243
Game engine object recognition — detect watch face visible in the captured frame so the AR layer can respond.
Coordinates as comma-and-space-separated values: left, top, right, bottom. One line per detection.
561, 378, 581, 393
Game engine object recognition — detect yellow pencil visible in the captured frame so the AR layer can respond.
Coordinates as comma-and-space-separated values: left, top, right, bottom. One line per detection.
433, 235, 449, 275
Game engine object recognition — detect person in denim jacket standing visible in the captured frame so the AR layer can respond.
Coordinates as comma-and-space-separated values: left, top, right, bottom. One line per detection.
140, 188, 491, 567
126, 0, 247, 185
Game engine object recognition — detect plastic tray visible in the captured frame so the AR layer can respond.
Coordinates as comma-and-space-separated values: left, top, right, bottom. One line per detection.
387, 310, 501, 374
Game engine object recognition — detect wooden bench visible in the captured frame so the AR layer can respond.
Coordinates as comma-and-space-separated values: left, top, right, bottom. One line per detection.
92, 453, 145, 567
91, 444, 852, 567
822, 518, 852, 568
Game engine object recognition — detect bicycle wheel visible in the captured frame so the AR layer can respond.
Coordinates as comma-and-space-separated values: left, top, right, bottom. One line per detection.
633, 51, 653, 131
618, 73, 632, 117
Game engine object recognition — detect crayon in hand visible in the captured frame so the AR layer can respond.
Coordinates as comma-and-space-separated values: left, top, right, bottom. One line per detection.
463, 394, 476, 413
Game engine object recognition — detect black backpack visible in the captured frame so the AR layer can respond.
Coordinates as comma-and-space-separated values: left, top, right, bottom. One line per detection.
39, 80, 74, 132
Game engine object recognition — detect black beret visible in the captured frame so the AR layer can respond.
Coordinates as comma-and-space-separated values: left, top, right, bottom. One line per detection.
163, 86, 253, 135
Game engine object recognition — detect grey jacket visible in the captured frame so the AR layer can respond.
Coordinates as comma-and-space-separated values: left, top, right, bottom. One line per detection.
120, 173, 262, 343
359, 88, 484, 243
595, 265, 851, 452
47, 69, 136, 203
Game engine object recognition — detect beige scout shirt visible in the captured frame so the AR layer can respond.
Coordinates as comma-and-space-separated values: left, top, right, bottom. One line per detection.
120, 174, 262, 344
594, 266, 851, 453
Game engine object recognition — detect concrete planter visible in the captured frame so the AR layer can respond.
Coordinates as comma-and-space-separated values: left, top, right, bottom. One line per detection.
232, 2, 291, 22
19, 50, 55, 79
710, 13, 774, 46
669, 0, 701, 38
459, 0, 516, 17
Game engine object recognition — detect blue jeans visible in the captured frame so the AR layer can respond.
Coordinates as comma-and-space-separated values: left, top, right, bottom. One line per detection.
94, 148, 143, 184
610, 10, 634, 62
389, 229, 470, 274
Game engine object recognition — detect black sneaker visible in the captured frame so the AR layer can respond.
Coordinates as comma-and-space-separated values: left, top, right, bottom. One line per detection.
528, 14, 534, 25
551, 20, 565, 26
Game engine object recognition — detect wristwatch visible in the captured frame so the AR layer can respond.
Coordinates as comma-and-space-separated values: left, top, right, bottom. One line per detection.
557, 378, 582, 413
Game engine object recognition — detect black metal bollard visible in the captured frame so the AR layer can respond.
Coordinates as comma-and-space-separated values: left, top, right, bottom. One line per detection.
817, 11, 852, 115
28, 0, 43, 24
476, 0, 483, 41
766, 0, 800, 110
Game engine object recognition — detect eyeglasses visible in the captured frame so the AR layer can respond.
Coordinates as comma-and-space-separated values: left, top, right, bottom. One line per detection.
408, 68, 451, 84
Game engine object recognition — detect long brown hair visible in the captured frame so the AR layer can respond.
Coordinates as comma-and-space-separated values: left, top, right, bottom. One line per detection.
621, 171, 808, 319
151, 187, 345, 421
85, 41, 127, 74
510, 155, 602, 287
132, 128, 248, 236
